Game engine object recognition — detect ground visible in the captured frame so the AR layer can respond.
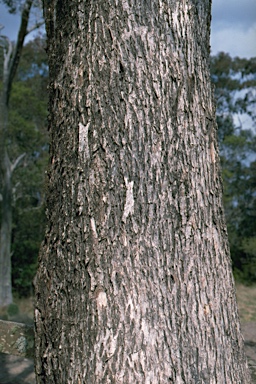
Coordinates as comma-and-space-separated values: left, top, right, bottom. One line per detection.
0, 284, 256, 383
242, 323, 256, 382
237, 284, 256, 382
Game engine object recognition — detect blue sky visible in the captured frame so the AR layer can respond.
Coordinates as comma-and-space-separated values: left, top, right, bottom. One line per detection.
0, 0, 256, 58
211, 0, 256, 58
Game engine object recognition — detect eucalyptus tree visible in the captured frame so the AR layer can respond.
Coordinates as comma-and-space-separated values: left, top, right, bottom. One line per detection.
35, 0, 251, 382
211, 53, 256, 282
9, 36, 48, 296
0, 0, 44, 306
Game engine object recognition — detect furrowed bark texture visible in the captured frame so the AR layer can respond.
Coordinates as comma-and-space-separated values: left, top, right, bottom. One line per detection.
35, 0, 251, 383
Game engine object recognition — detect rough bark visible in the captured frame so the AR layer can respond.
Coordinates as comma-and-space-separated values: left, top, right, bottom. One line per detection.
0, 0, 34, 307
35, 0, 251, 383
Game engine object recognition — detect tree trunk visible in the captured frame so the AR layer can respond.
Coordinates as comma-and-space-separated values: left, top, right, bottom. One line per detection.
0, 0, 34, 307
0, 41, 13, 305
35, 0, 251, 382
0, 114, 13, 307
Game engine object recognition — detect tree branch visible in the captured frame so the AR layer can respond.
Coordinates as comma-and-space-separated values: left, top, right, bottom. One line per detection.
6, 0, 34, 106
11, 153, 26, 173
26, 19, 45, 35
0, 36, 13, 92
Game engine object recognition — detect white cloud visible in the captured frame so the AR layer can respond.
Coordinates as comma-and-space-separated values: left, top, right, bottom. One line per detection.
212, 0, 256, 30
211, 23, 256, 58
1, 2, 255, 59
211, 0, 256, 58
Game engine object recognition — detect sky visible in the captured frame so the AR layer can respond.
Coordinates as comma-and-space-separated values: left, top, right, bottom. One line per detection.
0, 0, 256, 58
211, 0, 256, 58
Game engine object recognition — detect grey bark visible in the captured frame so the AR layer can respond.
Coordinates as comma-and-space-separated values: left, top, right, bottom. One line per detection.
35, 0, 251, 383
0, 0, 34, 307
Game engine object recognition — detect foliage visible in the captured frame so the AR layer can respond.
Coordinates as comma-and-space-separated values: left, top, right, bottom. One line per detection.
7, 302, 19, 316
2, 44, 256, 294
0, 35, 48, 296
0, 0, 43, 15
211, 52, 256, 283
0, 0, 20, 14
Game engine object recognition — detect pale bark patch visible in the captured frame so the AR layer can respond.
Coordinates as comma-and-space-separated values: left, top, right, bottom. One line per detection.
122, 177, 134, 223
78, 122, 90, 160
90, 217, 98, 238
96, 290, 107, 309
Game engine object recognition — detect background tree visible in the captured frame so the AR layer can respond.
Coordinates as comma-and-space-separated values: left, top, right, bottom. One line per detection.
0, 0, 44, 306
211, 53, 256, 283
9, 36, 48, 296
35, 1, 251, 382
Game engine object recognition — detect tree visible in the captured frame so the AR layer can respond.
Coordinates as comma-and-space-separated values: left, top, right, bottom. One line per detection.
211, 53, 256, 282
0, 0, 44, 306
34, 1, 251, 382
9, 36, 48, 296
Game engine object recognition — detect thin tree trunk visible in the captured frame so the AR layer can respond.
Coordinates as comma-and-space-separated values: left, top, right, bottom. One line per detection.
0, 0, 34, 307
35, 0, 251, 382
0, 114, 13, 307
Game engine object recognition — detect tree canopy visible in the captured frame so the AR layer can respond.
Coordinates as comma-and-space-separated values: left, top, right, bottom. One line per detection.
0, 35, 48, 296
211, 52, 256, 283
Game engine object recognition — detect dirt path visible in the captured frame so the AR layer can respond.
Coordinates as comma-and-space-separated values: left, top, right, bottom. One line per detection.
0, 354, 35, 384
242, 322, 256, 382
0, 323, 256, 383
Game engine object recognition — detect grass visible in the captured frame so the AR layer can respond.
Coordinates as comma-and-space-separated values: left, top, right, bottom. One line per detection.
0, 295, 34, 324
13, 294, 34, 318
236, 283, 256, 323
